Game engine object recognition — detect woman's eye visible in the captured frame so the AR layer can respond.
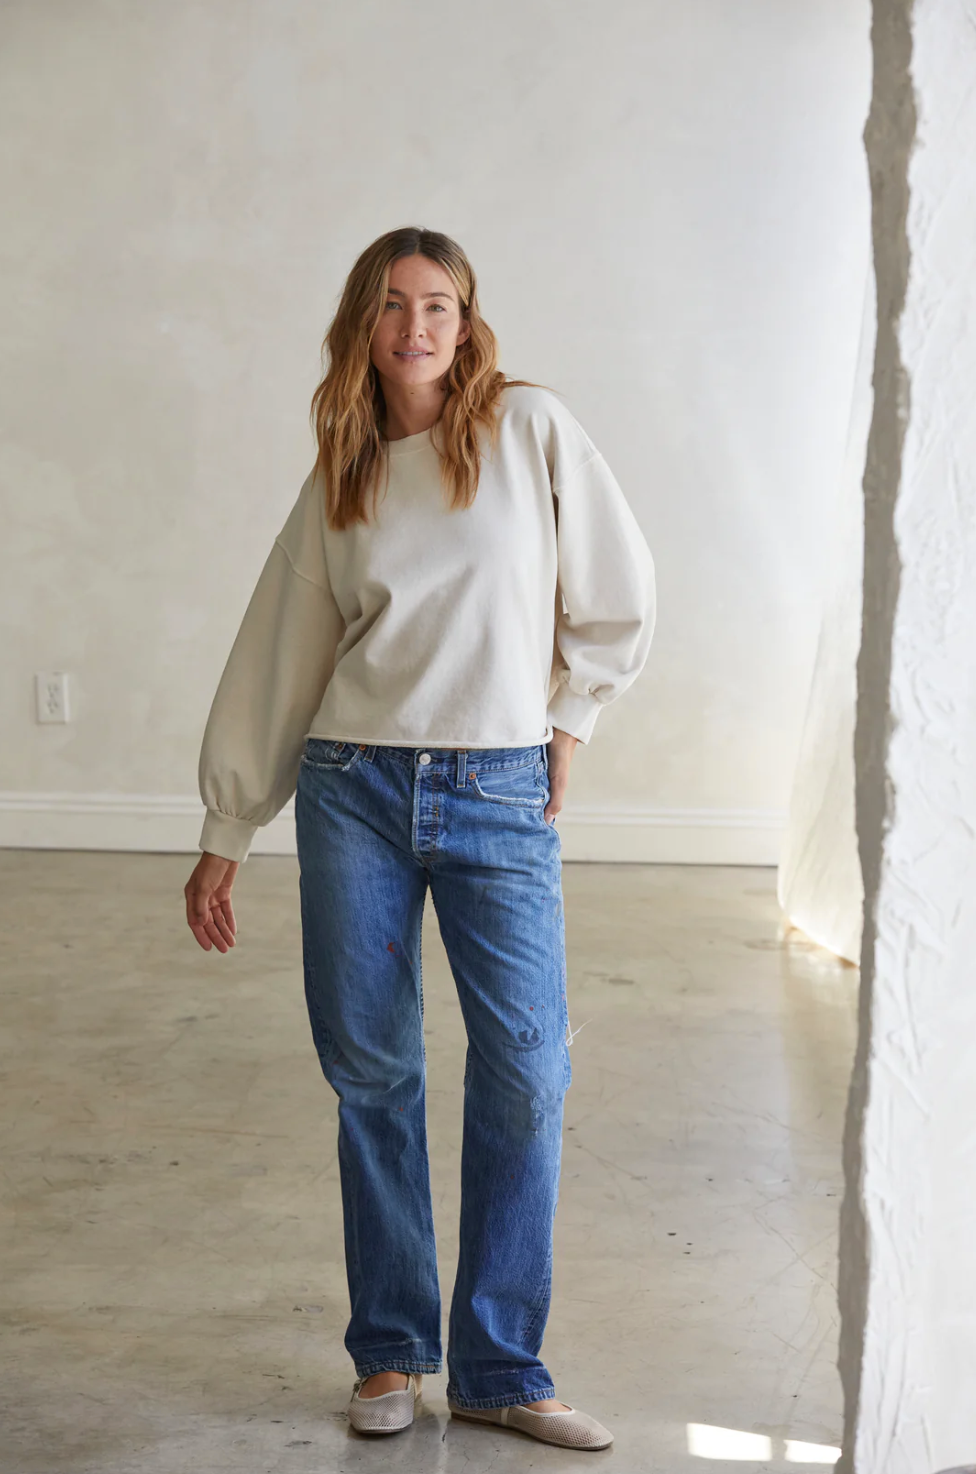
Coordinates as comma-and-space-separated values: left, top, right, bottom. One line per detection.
383, 300, 447, 312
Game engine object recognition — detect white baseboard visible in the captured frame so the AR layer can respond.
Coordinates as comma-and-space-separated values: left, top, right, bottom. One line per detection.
0, 792, 784, 865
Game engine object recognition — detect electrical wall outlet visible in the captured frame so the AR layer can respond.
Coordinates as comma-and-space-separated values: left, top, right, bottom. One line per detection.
35, 671, 71, 724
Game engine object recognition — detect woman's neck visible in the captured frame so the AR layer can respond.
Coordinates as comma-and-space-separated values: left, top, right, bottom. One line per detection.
379, 379, 447, 441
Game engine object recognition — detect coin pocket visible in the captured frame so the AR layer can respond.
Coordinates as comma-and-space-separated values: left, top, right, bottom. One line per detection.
301, 739, 362, 771
470, 761, 546, 807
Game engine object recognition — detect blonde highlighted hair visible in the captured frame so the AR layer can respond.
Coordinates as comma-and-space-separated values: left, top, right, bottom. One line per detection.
310, 226, 540, 530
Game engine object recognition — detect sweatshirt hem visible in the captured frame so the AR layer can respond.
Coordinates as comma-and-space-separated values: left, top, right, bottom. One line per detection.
305, 728, 554, 749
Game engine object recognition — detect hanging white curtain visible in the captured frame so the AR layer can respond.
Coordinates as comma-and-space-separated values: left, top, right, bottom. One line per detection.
777, 273, 875, 964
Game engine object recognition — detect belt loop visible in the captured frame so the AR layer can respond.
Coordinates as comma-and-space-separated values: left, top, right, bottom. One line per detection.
456, 749, 467, 788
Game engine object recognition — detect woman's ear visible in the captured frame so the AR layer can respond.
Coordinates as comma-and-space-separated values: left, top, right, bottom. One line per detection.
456, 316, 472, 347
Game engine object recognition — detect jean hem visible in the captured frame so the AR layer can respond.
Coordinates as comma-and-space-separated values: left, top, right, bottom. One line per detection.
354, 1358, 442, 1377
446, 1384, 557, 1410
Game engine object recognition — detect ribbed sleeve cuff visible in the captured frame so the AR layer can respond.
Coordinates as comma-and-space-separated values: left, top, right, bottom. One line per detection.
547, 685, 604, 744
199, 810, 259, 864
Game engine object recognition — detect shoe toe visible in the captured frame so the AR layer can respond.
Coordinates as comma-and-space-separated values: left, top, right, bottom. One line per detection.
509, 1405, 614, 1449
347, 1381, 418, 1434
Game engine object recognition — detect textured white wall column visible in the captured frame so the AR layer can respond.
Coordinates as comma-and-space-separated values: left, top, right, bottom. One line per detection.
838, 0, 976, 1470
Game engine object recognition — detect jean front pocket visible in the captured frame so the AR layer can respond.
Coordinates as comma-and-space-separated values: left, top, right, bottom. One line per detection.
300, 738, 364, 772
470, 760, 547, 808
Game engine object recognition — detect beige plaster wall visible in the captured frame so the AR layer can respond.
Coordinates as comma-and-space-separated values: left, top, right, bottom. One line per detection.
0, 0, 870, 857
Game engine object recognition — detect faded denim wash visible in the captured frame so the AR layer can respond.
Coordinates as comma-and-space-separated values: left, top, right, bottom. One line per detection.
295, 738, 572, 1409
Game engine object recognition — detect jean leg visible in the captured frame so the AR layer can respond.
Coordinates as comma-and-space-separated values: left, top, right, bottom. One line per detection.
296, 759, 441, 1377
429, 840, 570, 1408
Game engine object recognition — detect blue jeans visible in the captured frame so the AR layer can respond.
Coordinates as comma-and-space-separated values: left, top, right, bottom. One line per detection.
294, 739, 571, 1409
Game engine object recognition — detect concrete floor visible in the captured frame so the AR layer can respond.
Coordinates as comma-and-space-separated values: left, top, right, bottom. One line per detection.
0, 851, 857, 1474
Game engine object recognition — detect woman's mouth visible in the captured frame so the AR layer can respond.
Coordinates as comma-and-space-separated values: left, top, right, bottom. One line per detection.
394, 350, 433, 358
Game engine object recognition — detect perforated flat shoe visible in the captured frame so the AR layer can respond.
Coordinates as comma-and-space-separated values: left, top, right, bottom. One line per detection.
448, 1396, 613, 1450
348, 1372, 422, 1434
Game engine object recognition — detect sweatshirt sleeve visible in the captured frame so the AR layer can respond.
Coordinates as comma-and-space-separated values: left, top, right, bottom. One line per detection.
546, 451, 657, 744
197, 469, 345, 862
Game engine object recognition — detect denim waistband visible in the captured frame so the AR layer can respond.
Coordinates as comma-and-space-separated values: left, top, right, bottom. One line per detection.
310, 739, 547, 776
381, 744, 544, 770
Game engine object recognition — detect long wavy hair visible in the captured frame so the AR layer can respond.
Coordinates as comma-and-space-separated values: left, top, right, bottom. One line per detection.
310, 227, 541, 530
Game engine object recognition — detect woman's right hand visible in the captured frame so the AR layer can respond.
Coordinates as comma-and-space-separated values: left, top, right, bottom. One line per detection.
184, 852, 240, 953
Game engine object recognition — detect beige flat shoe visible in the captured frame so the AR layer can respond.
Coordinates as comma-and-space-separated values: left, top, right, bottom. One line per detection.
448, 1395, 613, 1450
348, 1372, 422, 1434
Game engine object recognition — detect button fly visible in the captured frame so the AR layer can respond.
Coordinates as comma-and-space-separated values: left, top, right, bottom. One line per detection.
418, 752, 432, 765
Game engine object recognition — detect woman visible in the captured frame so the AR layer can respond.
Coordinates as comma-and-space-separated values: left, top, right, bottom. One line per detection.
184, 226, 655, 1449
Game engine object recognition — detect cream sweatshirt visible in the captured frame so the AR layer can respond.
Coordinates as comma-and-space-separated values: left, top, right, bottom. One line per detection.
198, 385, 656, 861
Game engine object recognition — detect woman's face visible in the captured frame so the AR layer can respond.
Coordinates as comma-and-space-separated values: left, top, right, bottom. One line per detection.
369, 253, 471, 390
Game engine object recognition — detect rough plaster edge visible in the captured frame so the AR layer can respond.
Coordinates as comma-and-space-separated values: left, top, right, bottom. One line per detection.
0, 793, 785, 865
838, 0, 915, 1469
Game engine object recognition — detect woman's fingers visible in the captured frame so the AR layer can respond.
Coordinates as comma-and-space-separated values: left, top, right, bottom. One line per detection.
185, 887, 233, 952
190, 919, 213, 952
202, 912, 231, 953
544, 773, 565, 824
544, 729, 579, 825
188, 908, 230, 953
186, 889, 210, 943
188, 911, 213, 951
217, 894, 237, 938
210, 904, 236, 948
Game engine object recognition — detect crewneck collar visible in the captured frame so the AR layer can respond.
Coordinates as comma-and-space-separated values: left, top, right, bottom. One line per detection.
384, 419, 445, 457
385, 427, 432, 456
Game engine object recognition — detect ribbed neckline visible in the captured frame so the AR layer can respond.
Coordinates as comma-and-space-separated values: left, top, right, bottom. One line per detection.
385, 425, 437, 457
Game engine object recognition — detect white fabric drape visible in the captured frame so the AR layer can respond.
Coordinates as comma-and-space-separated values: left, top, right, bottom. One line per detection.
777, 273, 875, 964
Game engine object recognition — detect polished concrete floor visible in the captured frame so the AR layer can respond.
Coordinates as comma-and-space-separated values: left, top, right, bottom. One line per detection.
0, 851, 857, 1473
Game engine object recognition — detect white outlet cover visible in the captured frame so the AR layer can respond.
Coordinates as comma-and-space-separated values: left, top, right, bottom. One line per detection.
35, 671, 71, 724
